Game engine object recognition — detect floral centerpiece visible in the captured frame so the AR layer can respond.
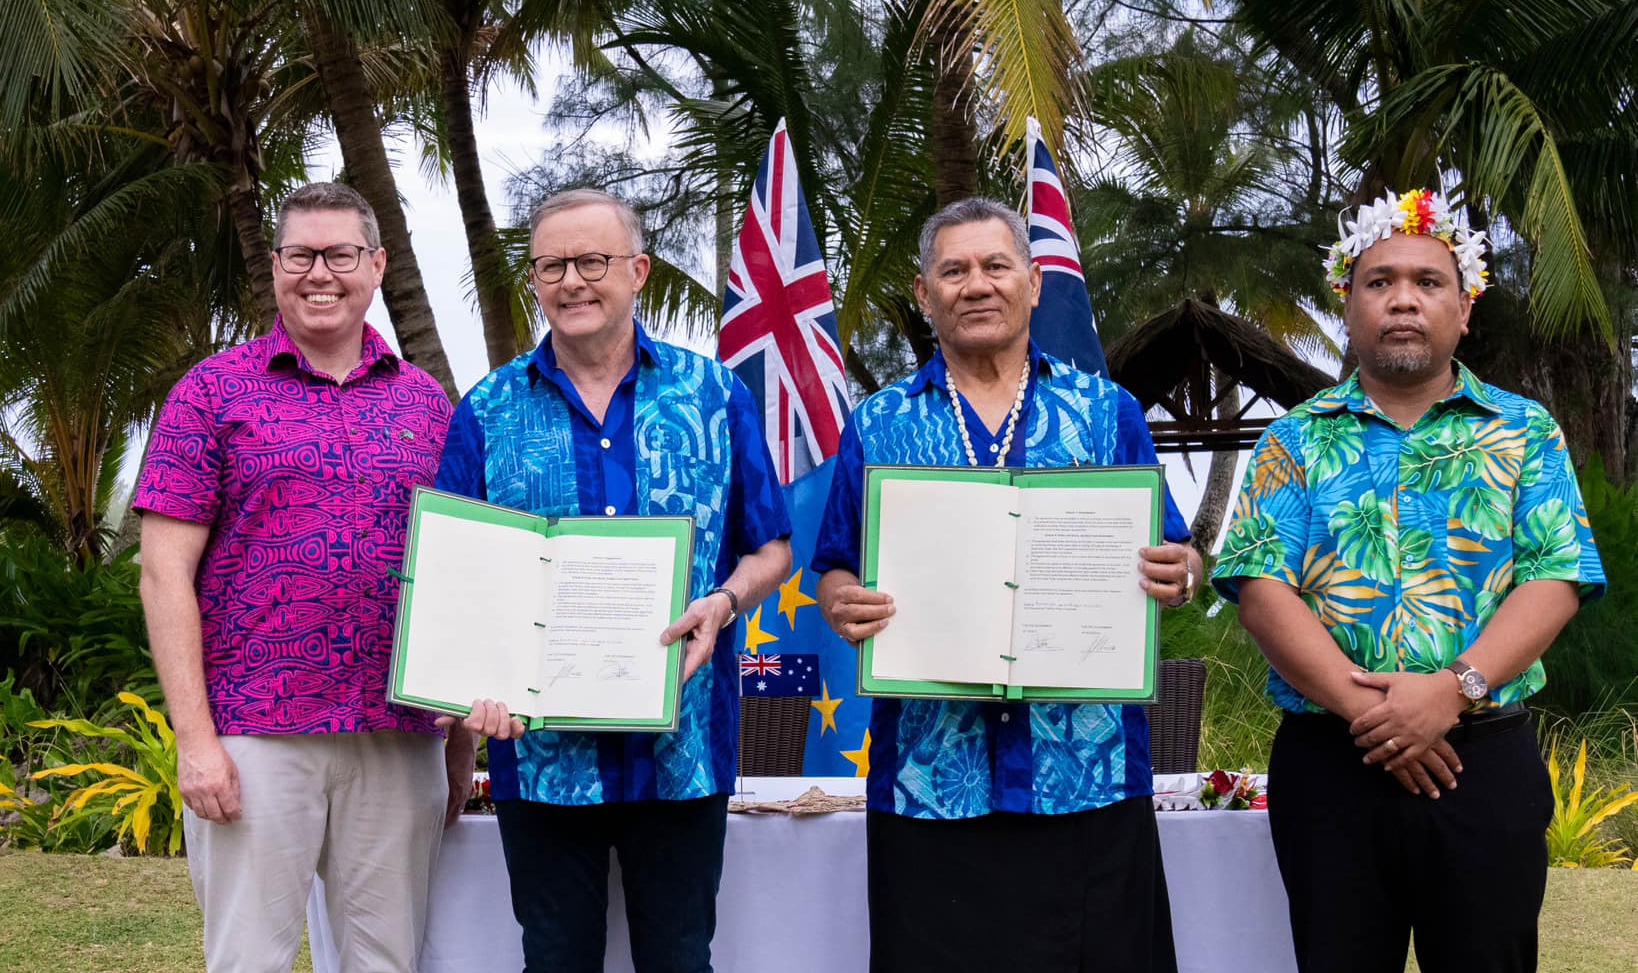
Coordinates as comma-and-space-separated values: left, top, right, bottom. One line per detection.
1199, 770, 1266, 810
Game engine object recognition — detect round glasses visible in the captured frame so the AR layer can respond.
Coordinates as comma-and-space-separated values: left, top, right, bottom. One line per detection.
273, 244, 377, 274
529, 252, 638, 284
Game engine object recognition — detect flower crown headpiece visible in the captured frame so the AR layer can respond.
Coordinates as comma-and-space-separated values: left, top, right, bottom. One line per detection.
1324, 187, 1489, 300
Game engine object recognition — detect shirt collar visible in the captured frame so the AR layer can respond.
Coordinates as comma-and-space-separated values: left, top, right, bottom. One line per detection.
1307, 359, 1501, 417
528, 319, 658, 384
906, 340, 1048, 396
263, 317, 399, 379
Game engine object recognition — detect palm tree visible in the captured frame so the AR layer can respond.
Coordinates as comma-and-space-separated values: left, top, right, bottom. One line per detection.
299, 0, 459, 398
1234, 0, 1638, 476
0, 143, 244, 565
1076, 28, 1338, 549
0, 0, 313, 330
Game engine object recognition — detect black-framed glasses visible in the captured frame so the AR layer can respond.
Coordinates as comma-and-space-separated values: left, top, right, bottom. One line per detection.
273, 244, 378, 274
529, 252, 638, 284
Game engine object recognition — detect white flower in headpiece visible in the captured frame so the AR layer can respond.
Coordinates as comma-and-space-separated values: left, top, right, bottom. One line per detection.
1322, 185, 1489, 299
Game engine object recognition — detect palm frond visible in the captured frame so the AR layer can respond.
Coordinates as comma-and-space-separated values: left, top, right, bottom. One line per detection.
638, 254, 720, 341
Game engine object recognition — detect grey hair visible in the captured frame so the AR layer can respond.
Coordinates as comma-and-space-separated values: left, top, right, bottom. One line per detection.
917, 197, 1031, 276
528, 189, 646, 253
273, 182, 381, 249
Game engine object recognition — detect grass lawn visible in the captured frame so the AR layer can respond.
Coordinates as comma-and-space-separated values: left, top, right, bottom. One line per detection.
0, 850, 312, 973
3, 848, 1635, 972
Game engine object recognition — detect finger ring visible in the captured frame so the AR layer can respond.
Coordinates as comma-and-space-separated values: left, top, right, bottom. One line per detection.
1384, 738, 1399, 754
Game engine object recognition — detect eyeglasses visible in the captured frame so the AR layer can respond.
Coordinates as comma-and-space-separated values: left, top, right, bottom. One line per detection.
273, 244, 378, 274
529, 252, 638, 284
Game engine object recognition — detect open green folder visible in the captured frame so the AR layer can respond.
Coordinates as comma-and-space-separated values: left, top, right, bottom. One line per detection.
389, 487, 693, 732
859, 465, 1163, 704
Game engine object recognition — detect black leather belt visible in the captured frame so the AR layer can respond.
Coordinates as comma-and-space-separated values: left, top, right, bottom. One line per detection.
1444, 701, 1529, 744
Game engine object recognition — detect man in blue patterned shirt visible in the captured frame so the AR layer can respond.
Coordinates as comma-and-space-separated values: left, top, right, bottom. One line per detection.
1212, 186, 1604, 973
812, 198, 1200, 973
435, 189, 792, 972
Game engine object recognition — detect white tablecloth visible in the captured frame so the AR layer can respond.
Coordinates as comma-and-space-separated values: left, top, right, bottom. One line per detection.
307, 777, 1296, 972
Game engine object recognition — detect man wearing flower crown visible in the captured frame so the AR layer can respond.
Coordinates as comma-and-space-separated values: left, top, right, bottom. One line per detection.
812, 197, 1200, 973
1213, 185, 1605, 973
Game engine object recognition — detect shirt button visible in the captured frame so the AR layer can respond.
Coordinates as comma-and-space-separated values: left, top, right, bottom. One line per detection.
356, 475, 367, 485
600, 438, 612, 450
1000, 712, 1010, 723
604, 505, 617, 516
989, 443, 1000, 453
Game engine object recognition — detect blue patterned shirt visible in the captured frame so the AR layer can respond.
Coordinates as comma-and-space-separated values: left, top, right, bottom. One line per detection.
813, 345, 1189, 819
437, 323, 790, 804
1211, 363, 1604, 713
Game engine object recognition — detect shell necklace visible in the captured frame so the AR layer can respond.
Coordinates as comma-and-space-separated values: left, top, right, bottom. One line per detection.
946, 358, 1030, 467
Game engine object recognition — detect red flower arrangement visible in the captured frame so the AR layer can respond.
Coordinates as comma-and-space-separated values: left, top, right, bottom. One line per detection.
1199, 770, 1267, 811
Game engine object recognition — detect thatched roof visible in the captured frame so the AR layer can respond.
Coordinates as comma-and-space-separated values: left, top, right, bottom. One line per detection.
1106, 298, 1336, 412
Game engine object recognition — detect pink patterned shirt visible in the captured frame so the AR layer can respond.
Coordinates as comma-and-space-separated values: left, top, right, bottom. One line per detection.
134, 321, 451, 735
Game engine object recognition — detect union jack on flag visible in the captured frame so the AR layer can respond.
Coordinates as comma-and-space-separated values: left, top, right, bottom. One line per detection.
1025, 116, 1108, 378
739, 654, 783, 677
718, 118, 852, 485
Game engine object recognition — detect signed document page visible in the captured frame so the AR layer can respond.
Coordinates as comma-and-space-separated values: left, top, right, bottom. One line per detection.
1007, 486, 1153, 692
534, 533, 677, 720
390, 487, 691, 731
394, 509, 548, 715
870, 477, 1015, 684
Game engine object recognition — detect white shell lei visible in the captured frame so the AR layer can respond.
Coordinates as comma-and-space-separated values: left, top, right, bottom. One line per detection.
947, 360, 1031, 467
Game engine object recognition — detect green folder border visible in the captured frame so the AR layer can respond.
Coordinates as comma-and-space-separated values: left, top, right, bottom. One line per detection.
389, 486, 692, 732
858, 464, 1163, 705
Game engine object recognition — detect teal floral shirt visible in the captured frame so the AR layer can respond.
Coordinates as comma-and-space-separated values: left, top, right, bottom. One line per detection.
1212, 363, 1604, 713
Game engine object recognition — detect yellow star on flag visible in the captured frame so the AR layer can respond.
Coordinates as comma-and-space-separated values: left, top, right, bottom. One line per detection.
776, 568, 818, 628
840, 729, 871, 778
742, 605, 779, 655
811, 680, 843, 736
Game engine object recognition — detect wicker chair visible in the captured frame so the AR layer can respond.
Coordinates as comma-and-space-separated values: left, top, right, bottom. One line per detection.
1146, 658, 1207, 774
739, 695, 812, 776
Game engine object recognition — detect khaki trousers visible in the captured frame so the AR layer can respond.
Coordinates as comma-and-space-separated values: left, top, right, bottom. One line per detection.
184, 731, 446, 973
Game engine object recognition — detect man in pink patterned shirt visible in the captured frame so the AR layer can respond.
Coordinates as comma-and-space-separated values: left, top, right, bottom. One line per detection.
136, 183, 470, 971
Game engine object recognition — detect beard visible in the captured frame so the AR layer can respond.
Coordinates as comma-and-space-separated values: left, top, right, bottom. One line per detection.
1370, 342, 1435, 374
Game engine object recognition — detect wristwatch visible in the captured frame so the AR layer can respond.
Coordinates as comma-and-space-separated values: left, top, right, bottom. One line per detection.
1445, 659, 1489, 702
708, 586, 740, 624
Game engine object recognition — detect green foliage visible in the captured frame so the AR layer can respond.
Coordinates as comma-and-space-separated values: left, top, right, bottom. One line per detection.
29, 692, 183, 856
1160, 592, 1281, 772
1536, 455, 1638, 716
0, 536, 155, 723
1544, 736, 1638, 869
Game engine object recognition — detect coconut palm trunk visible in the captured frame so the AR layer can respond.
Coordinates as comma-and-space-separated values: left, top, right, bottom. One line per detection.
305, 6, 459, 399
227, 183, 279, 330
1189, 371, 1241, 556
439, 21, 523, 369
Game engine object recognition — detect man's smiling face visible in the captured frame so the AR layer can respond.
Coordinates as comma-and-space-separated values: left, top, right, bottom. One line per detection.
271, 209, 385, 348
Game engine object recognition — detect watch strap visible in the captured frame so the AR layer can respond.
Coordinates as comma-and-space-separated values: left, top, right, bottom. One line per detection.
708, 586, 739, 622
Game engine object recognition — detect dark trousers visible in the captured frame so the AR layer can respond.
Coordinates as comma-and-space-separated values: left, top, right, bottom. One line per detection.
494, 794, 729, 973
866, 796, 1179, 973
1267, 712, 1552, 973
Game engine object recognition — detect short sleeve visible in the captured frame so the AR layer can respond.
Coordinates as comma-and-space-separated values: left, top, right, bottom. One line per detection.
435, 395, 488, 501
132, 368, 223, 524
811, 419, 867, 576
1512, 411, 1605, 602
725, 378, 791, 557
1210, 423, 1312, 603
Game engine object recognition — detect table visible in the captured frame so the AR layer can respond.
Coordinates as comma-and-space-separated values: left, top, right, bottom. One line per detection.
307, 778, 1296, 972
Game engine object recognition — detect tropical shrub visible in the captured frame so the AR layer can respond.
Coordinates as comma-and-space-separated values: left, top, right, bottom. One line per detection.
28, 692, 183, 856
1544, 737, 1638, 869
0, 536, 155, 721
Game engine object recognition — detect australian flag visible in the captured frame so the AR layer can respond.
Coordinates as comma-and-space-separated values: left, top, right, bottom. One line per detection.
718, 118, 852, 484
1026, 116, 1108, 377
739, 654, 820, 697
719, 119, 867, 777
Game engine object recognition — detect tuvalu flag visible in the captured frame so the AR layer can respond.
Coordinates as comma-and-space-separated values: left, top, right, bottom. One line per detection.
717, 119, 868, 776
1025, 116, 1108, 377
